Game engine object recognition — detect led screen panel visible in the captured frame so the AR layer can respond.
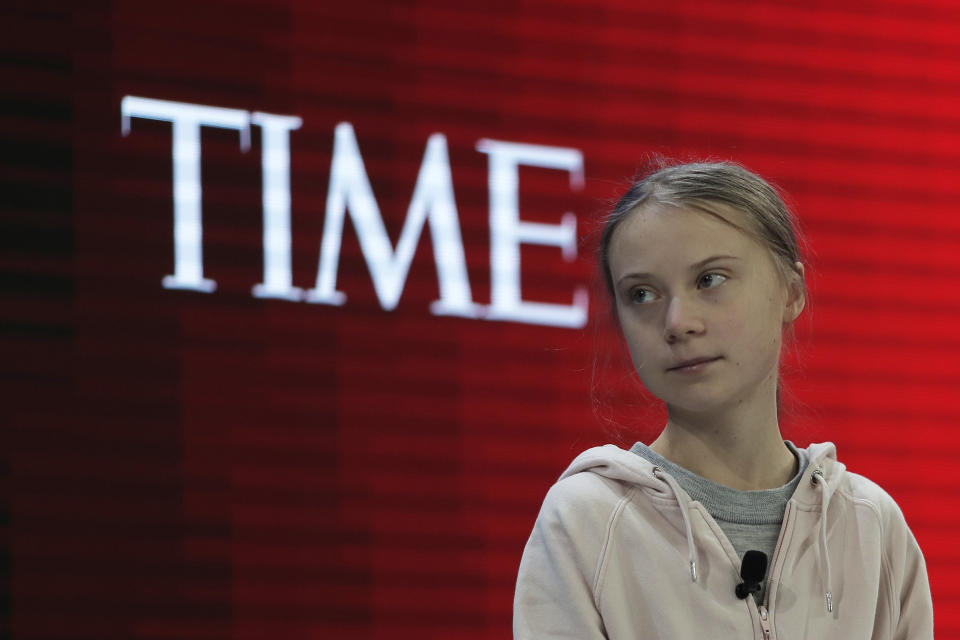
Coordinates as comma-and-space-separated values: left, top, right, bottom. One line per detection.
4, 1, 959, 638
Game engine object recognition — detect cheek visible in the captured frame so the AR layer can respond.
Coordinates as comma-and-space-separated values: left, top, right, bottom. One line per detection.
734, 302, 785, 367
618, 316, 659, 368
718, 299, 782, 362
620, 323, 646, 361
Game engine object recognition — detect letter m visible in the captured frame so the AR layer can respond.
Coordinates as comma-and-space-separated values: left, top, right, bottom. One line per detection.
305, 123, 475, 317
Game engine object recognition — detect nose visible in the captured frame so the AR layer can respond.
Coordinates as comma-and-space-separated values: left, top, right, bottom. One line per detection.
663, 295, 705, 343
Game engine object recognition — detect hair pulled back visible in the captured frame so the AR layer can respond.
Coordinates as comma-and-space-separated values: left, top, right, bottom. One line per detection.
598, 160, 805, 311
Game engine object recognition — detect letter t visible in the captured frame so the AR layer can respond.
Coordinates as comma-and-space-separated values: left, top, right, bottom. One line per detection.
121, 96, 251, 292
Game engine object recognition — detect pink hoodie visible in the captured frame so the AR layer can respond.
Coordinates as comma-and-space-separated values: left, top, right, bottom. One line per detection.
514, 442, 933, 639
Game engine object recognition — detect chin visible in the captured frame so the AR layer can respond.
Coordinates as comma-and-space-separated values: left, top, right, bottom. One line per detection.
666, 399, 727, 417
661, 389, 738, 416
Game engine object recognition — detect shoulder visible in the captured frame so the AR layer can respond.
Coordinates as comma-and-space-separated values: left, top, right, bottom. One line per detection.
538, 444, 654, 523
834, 470, 919, 557
528, 444, 664, 563
521, 468, 641, 590
539, 470, 638, 530
836, 470, 906, 524
805, 442, 908, 531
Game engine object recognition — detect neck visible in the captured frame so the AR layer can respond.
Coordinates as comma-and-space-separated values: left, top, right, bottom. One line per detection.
649, 383, 796, 490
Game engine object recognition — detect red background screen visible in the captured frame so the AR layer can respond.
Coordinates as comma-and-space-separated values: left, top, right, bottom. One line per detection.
4, 1, 959, 638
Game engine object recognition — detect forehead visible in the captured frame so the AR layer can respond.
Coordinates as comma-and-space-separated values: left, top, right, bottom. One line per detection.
608, 203, 765, 276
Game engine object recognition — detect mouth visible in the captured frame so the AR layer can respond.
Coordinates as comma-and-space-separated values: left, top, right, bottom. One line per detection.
667, 356, 722, 373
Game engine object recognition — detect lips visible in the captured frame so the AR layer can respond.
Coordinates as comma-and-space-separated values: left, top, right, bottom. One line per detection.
667, 356, 722, 372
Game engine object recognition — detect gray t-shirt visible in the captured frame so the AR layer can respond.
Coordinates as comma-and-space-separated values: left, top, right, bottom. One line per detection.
630, 440, 809, 605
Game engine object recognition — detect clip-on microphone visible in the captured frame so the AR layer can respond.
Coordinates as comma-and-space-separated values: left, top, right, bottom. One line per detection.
735, 550, 768, 600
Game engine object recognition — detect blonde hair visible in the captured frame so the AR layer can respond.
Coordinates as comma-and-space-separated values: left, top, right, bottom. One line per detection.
598, 159, 805, 311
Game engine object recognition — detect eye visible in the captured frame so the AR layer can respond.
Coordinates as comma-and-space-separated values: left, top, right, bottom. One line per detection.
698, 272, 728, 289
630, 287, 658, 304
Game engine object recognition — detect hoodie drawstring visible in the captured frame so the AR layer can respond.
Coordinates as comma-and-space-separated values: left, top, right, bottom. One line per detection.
653, 461, 833, 613
653, 466, 698, 583
811, 468, 833, 613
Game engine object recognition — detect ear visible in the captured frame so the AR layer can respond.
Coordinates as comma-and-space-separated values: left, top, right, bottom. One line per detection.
783, 261, 805, 323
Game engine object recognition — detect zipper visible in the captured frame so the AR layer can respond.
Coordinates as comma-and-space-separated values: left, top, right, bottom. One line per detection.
765, 501, 792, 609
752, 500, 794, 639
757, 605, 772, 639
694, 486, 799, 640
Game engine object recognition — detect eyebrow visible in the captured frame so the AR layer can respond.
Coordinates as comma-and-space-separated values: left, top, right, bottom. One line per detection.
615, 254, 741, 286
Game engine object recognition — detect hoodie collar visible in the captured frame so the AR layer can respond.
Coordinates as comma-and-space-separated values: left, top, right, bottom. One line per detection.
559, 441, 843, 612
559, 441, 843, 497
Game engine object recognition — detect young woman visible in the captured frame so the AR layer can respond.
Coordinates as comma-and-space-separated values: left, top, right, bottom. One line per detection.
513, 162, 933, 639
